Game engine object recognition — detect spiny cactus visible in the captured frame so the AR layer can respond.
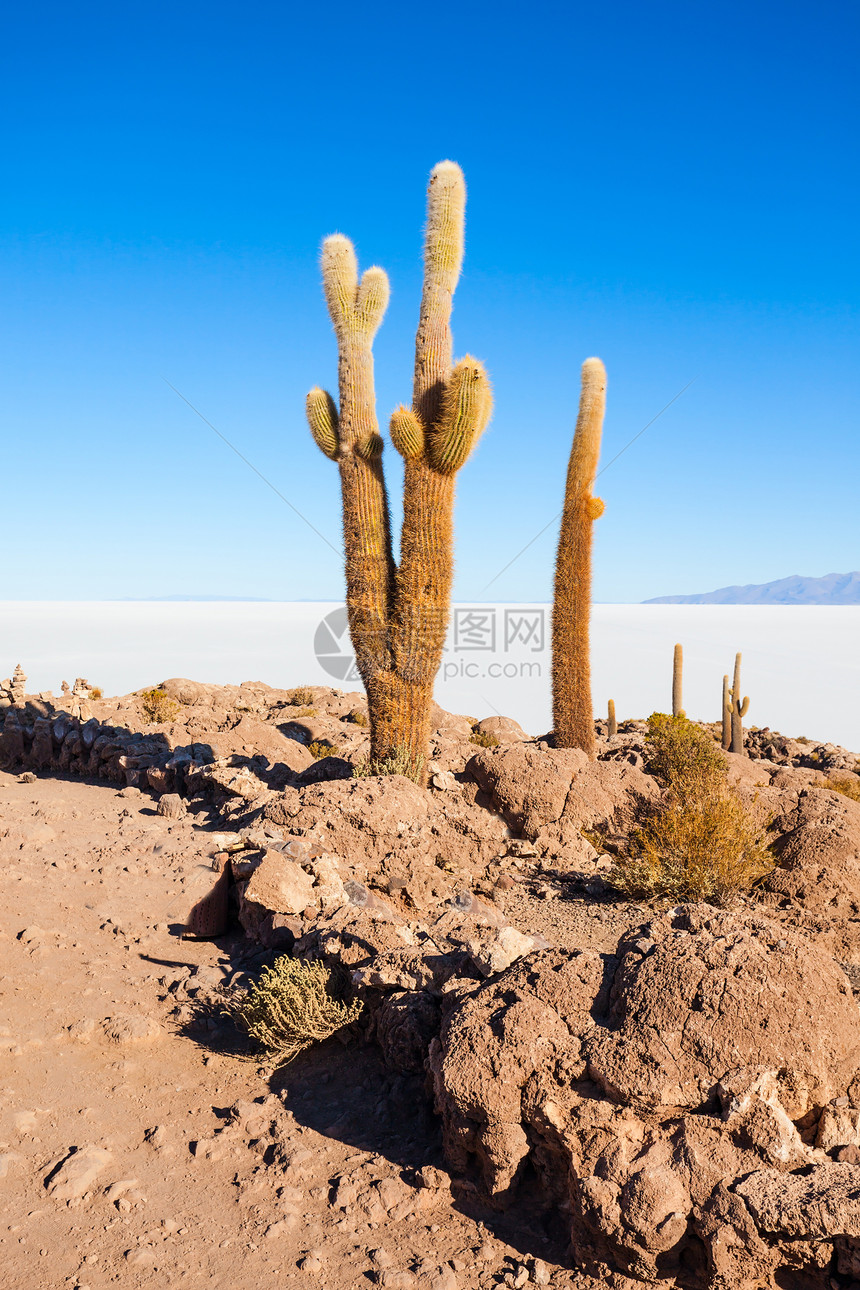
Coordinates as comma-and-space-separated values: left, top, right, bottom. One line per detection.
672, 643, 685, 718
552, 358, 606, 755
607, 698, 618, 738
721, 674, 731, 751
726, 652, 750, 754
306, 162, 492, 781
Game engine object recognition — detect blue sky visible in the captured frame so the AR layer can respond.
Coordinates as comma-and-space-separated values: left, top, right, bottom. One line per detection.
1, 0, 857, 602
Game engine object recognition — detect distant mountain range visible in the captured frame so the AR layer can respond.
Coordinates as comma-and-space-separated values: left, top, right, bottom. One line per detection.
644, 571, 860, 605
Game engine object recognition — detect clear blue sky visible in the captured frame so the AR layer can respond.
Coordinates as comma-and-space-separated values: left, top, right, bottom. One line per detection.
1, 0, 857, 602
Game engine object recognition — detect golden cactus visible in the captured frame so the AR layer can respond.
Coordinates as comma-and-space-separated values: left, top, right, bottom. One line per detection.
673, 643, 685, 718
552, 358, 606, 755
307, 162, 492, 780
727, 652, 750, 754
607, 698, 618, 738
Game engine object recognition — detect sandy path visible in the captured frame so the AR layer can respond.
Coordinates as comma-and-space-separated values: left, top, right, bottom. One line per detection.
0, 771, 592, 1290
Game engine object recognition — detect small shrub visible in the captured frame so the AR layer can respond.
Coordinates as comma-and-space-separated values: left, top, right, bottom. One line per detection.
827, 775, 860, 803
609, 711, 772, 904
287, 686, 315, 708
469, 729, 499, 749
286, 707, 316, 720
346, 708, 368, 727
645, 712, 726, 786
308, 740, 340, 760
610, 786, 773, 904
89, 686, 103, 700
227, 957, 362, 1066
139, 688, 180, 724
352, 744, 425, 782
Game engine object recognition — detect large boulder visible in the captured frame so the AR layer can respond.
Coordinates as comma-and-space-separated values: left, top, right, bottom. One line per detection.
431, 905, 860, 1287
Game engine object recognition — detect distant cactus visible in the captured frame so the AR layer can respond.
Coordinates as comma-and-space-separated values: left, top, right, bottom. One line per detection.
672, 643, 685, 718
607, 698, 618, 738
721, 674, 731, 750
727, 653, 750, 753
306, 162, 492, 781
552, 358, 607, 755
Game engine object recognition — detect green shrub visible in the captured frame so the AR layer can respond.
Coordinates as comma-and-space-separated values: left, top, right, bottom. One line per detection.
308, 740, 340, 760
227, 957, 362, 1066
645, 712, 726, 785
140, 688, 180, 724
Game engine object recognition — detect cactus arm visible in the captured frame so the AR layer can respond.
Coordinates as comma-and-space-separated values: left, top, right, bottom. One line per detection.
428, 355, 493, 473
552, 358, 607, 756
739, 696, 750, 718
306, 388, 340, 460
412, 160, 465, 429
318, 234, 395, 680
390, 406, 425, 461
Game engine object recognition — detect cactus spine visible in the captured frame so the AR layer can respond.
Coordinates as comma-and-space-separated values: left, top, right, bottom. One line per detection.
727, 652, 750, 754
607, 699, 617, 738
552, 359, 606, 756
721, 674, 731, 750
672, 643, 684, 718
306, 163, 492, 780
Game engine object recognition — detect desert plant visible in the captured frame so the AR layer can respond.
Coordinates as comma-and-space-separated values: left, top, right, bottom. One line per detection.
469, 728, 500, 748
645, 712, 726, 786
610, 711, 772, 902
227, 957, 362, 1066
672, 643, 685, 718
827, 775, 860, 803
139, 688, 180, 724
89, 686, 103, 700
308, 740, 340, 760
610, 785, 773, 904
287, 687, 315, 707
351, 744, 423, 780
607, 699, 618, 738
726, 653, 750, 753
721, 674, 731, 750
307, 162, 492, 783
345, 707, 368, 727
552, 358, 607, 756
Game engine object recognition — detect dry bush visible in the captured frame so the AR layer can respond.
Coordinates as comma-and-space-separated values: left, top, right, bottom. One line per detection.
645, 711, 726, 785
352, 744, 424, 782
827, 775, 860, 803
609, 712, 773, 904
227, 957, 362, 1066
308, 740, 340, 760
287, 686, 315, 707
469, 729, 499, 748
139, 688, 181, 724
89, 686, 103, 700
346, 707, 368, 727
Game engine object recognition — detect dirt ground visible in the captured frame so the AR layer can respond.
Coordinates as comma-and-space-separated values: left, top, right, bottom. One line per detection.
1, 769, 609, 1290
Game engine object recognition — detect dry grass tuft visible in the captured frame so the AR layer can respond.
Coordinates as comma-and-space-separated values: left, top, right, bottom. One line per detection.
827, 775, 860, 803
346, 708, 368, 727
89, 686, 103, 700
469, 729, 500, 749
287, 687, 315, 708
308, 740, 340, 760
227, 957, 362, 1066
609, 713, 773, 904
352, 744, 425, 782
139, 688, 181, 724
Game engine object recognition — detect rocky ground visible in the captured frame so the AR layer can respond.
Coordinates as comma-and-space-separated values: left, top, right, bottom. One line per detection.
3, 673, 860, 1289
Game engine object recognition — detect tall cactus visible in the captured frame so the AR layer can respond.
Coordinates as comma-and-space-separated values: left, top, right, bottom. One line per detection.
306, 162, 492, 780
607, 698, 618, 738
721, 674, 731, 750
727, 652, 750, 754
672, 643, 684, 718
552, 358, 607, 755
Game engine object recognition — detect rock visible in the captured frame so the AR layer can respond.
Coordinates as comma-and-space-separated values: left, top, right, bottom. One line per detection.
243, 849, 318, 916
473, 716, 529, 743
102, 1014, 162, 1044
156, 793, 186, 819
735, 1164, 860, 1238
185, 866, 232, 940
46, 1145, 113, 1201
